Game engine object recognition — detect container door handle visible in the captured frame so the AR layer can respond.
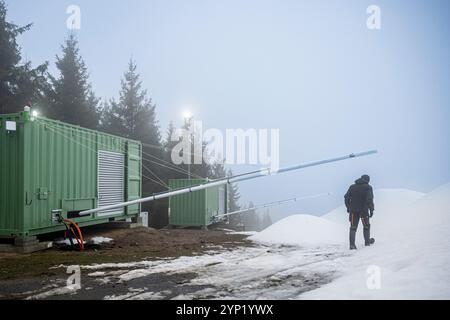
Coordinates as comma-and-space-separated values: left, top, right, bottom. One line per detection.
25, 191, 33, 206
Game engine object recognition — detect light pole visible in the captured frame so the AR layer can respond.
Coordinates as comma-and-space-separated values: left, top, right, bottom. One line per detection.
183, 111, 193, 180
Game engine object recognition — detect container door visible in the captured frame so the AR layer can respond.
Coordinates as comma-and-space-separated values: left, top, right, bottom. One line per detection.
218, 185, 226, 215
126, 142, 141, 215
97, 150, 125, 217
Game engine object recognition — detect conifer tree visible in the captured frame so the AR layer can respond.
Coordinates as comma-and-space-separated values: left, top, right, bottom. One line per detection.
0, 0, 48, 114
227, 169, 241, 212
48, 34, 99, 129
261, 209, 273, 230
100, 59, 163, 195
161, 121, 188, 180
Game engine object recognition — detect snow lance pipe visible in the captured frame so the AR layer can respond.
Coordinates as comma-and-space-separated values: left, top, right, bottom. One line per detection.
79, 150, 377, 216
213, 193, 332, 220
216, 198, 299, 219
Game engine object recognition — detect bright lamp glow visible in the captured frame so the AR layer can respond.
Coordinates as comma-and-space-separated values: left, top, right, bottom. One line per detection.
32, 110, 39, 117
183, 111, 193, 119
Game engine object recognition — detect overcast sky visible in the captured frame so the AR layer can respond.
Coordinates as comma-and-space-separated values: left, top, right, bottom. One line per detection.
7, 0, 450, 216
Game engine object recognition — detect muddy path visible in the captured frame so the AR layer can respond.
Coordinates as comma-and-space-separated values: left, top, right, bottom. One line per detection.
1, 226, 347, 300
0, 226, 252, 299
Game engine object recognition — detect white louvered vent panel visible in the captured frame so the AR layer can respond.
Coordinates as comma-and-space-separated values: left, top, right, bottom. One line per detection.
97, 150, 125, 217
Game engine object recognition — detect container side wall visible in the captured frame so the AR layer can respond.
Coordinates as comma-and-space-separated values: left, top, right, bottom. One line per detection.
0, 114, 142, 237
205, 185, 219, 225
0, 114, 24, 236
23, 119, 99, 232
126, 142, 141, 215
168, 179, 206, 226
21, 118, 139, 235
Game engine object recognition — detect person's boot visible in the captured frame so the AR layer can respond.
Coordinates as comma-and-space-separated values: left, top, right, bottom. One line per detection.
349, 228, 357, 250
363, 226, 371, 246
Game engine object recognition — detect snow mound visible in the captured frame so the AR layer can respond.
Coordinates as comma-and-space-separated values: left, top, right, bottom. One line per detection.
322, 189, 425, 224
409, 183, 450, 216
302, 183, 450, 299
250, 214, 346, 246
247, 184, 450, 298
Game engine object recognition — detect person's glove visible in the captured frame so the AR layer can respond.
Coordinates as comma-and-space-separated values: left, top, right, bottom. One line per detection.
369, 210, 374, 218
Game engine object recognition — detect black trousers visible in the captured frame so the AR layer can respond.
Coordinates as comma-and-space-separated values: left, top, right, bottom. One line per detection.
349, 212, 371, 246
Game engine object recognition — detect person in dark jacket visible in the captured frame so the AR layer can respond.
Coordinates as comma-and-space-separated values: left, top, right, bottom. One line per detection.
344, 174, 374, 250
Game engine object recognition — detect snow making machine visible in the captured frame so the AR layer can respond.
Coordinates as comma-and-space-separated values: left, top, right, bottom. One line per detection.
168, 179, 228, 228
0, 107, 142, 250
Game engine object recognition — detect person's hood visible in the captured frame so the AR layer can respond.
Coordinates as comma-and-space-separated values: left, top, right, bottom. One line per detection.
355, 178, 368, 184
355, 175, 370, 184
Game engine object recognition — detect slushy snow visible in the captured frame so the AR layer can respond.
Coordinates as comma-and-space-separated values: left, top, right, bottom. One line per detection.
90, 237, 113, 245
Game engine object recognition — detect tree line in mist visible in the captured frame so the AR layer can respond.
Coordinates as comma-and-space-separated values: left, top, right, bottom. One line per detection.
0, 1, 273, 230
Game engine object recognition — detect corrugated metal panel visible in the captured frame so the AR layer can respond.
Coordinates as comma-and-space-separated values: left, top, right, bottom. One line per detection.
0, 111, 142, 238
218, 185, 226, 215
126, 142, 141, 215
97, 150, 125, 217
169, 179, 206, 226
205, 184, 224, 222
0, 114, 24, 236
169, 179, 227, 227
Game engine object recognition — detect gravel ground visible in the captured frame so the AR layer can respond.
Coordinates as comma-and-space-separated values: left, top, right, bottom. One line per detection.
0, 225, 252, 300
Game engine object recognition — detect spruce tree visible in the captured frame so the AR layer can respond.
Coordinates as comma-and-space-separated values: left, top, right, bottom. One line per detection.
0, 0, 48, 114
48, 34, 99, 129
101, 59, 160, 143
261, 209, 273, 230
100, 59, 163, 195
242, 202, 259, 231
227, 169, 241, 212
163, 119, 212, 180
163, 121, 178, 153
180, 119, 211, 179
210, 161, 227, 180
226, 169, 242, 227
162, 121, 187, 180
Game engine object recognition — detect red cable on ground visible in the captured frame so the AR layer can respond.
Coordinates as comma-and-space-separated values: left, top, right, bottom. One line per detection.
64, 219, 85, 251
69, 227, 82, 249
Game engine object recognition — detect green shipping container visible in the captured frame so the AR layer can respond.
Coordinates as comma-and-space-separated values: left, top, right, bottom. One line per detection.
0, 110, 142, 238
168, 179, 227, 227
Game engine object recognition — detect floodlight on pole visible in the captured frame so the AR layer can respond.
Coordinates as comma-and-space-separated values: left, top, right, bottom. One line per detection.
182, 111, 194, 180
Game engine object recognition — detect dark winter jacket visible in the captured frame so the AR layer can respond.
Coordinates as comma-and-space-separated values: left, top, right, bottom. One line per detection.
344, 177, 375, 215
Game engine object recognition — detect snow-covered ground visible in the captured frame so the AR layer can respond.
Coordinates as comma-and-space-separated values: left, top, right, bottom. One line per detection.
253, 184, 450, 299
27, 184, 450, 300
250, 214, 346, 246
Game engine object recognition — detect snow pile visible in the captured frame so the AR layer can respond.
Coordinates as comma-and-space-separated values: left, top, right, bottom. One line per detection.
322, 189, 425, 224
302, 183, 450, 299
247, 185, 450, 299
250, 214, 346, 246
252, 189, 426, 248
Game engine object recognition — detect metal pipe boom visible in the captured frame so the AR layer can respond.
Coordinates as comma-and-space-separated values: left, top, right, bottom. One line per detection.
80, 150, 377, 216
213, 192, 332, 220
